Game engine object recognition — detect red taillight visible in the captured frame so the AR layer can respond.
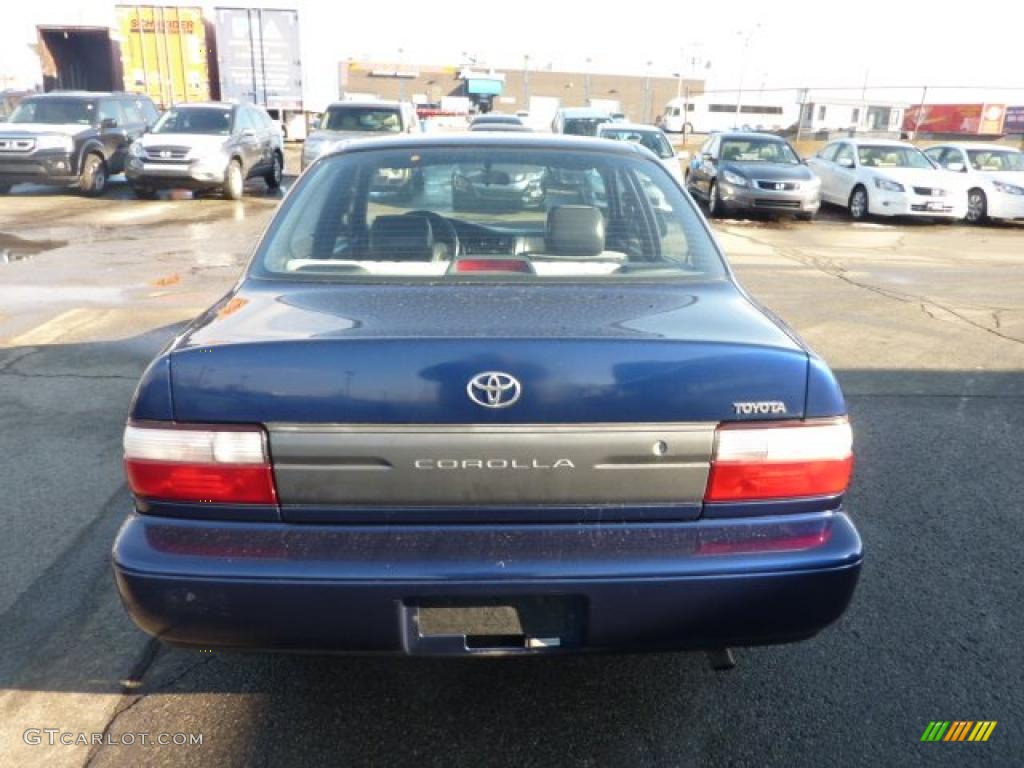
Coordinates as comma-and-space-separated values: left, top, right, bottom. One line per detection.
705, 418, 853, 502
123, 423, 277, 505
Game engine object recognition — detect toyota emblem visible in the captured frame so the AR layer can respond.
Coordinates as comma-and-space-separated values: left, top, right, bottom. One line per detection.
467, 372, 522, 409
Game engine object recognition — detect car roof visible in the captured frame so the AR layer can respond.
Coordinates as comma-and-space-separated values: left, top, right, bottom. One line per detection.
841, 138, 915, 148
559, 108, 612, 118
25, 91, 118, 100
598, 123, 662, 133
927, 142, 1020, 152
717, 131, 787, 141
327, 100, 403, 109
170, 101, 236, 110
324, 132, 649, 158
468, 123, 532, 132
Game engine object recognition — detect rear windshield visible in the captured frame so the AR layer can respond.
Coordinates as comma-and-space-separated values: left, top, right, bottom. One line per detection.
324, 107, 402, 132
9, 98, 97, 125
601, 129, 675, 159
562, 117, 611, 136
473, 115, 522, 125
253, 146, 725, 282
152, 107, 232, 135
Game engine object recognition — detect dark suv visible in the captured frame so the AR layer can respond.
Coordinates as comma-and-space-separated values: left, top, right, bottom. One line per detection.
0, 91, 158, 196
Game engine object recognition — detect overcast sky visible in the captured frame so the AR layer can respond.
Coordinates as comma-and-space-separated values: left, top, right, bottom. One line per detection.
3, 0, 1023, 103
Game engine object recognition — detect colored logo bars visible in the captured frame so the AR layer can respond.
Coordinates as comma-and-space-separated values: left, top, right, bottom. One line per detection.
920, 721, 997, 742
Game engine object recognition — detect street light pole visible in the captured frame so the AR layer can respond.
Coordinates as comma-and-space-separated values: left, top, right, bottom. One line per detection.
523, 54, 530, 106
584, 57, 592, 105
676, 48, 684, 100
734, 24, 760, 125
397, 47, 405, 101
913, 85, 928, 139
644, 59, 653, 124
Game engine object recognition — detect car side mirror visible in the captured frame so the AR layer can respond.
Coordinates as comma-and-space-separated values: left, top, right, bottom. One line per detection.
702, 153, 714, 163
945, 162, 965, 172
100, 117, 118, 129
838, 157, 855, 169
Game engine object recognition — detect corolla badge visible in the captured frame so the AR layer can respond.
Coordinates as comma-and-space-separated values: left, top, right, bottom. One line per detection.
467, 371, 521, 409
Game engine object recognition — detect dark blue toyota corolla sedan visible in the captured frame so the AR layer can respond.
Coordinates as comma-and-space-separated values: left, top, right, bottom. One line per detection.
113, 134, 862, 656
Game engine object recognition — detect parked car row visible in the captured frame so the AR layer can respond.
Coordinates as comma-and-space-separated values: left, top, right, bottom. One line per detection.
0, 90, 283, 200
3, 90, 1022, 225
684, 131, 1024, 225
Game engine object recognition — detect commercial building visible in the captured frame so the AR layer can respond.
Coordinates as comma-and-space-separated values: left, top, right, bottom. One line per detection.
339, 59, 703, 124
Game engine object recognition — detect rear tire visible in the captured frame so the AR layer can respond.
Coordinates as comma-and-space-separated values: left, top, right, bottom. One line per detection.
264, 152, 283, 190
224, 160, 244, 200
966, 188, 987, 224
848, 185, 869, 221
78, 153, 107, 197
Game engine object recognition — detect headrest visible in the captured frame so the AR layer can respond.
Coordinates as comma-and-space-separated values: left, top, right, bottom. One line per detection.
546, 205, 606, 256
370, 215, 434, 261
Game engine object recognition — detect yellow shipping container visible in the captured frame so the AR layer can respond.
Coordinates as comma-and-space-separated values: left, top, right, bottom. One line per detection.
115, 5, 211, 107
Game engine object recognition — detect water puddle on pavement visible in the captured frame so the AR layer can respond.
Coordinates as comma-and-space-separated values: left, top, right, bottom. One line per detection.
0, 232, 68, 264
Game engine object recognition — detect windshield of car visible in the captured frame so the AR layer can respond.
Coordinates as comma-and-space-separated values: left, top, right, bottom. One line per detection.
562, 117, 611, 136
254, 147, 724, 283
600, 129, 675, 159
324, 107, 402, 132
152, 107, 232, 135
967, 149, 1024, 172
9, 98, 97, 125
857, 145, 933, 169
719, 138, 798, 164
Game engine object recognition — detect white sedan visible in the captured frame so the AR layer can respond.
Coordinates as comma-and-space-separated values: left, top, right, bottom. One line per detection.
923, 143, 1024, 224
807, 139, 966, 221
596, 123, 685, 184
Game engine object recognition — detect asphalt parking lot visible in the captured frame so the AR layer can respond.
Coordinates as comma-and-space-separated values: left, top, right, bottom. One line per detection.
1, 162, 1022, 767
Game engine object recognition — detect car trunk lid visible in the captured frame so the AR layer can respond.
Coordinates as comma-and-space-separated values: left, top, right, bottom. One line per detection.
168, 282, 809, 516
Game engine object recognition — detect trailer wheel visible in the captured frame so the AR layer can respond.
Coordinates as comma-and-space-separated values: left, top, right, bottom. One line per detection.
78, 154, 107, 197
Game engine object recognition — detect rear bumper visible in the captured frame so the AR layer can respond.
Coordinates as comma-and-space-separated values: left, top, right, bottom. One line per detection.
112, 510, 862, 654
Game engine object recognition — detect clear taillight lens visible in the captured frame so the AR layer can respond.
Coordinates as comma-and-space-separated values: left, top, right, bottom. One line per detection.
705, 418, 853, 502
123, 423, 277, 504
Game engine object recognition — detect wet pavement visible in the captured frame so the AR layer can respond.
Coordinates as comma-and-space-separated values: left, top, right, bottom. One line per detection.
0, 170, 1022, 767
